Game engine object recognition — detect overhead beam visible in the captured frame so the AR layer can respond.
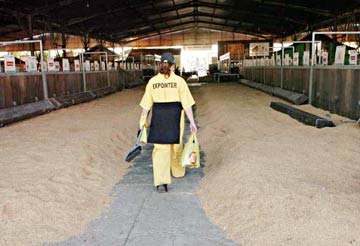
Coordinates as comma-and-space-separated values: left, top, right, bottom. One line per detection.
196, 1, 309, 26
123, 27, 194, 44
122, 23, 269, 44
116, 19, 273, 41
310, 9, 360, 31
65, 1, 193, 27
124, 1, 160, 35
91, 10, 297, 38
31, 0, 83, 15
172, 0, 182, 25
246, 0, 334, 17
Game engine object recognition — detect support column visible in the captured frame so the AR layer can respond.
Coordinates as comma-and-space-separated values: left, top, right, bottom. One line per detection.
61, 30, 69, 58
27, 15, 35, 56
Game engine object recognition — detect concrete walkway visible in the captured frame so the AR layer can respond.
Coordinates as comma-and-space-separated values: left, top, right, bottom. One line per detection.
49, 124, 237, 246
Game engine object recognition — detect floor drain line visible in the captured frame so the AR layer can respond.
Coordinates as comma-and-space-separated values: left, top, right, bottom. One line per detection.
123, 191, 152, 245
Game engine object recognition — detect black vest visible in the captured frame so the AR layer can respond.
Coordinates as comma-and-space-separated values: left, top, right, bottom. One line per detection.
147, 102, 182, 144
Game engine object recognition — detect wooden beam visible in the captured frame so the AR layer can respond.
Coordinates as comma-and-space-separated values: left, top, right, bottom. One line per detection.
270, 102, 335, 128
0, 100, 55, 127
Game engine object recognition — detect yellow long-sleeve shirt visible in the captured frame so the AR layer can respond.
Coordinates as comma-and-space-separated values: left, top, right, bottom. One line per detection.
140, 72, 195, 110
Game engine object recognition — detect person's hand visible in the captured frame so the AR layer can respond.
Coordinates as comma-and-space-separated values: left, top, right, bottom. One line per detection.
139, 114, 147, 129
190, 121, 197, 133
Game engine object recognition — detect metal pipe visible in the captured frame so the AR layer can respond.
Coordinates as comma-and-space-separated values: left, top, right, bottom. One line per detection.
251, 55, 254, 80
132, 56, 135, 78
81, 53, 86, 92
289, 41, 321, 44
0, 40, 46, 45
309, 32, 318, 104
313, 31, 360, 35
121, 48, 126, 89
39, 40, 48, 99
105, 52, 110, 87
122, 46, 125, 71
281, 42, 284, 88
263, 65, 266, 84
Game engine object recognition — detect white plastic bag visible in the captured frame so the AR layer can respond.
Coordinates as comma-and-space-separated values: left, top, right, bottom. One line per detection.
181, 133, 200, 168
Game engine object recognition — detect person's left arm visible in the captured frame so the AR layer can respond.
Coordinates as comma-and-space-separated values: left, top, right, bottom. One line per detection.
139, 108, 149, 129
139, 83, 153, 129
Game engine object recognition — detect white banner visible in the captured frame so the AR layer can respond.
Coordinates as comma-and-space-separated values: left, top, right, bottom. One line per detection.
4, 55, 16, 72
219, 52, 230, 61
54, 61, 60, 71
249, 43, 270, 57
260, 58, 265, 66
349, 50, 358, 65
47, 58, 56, 71
303, 51, 310, 66
42, 61, 47, 72
94, 61, 99, 71
335, 46, 346, 65
85, 60, 91, 71
101, 61, 106, 70
74, 60, 80, 71
321, 52, 328, 65
270, 55, 275, 66
26, 58, 37, 72
62, 58, 70, 71
285, 54, 293, 66
25, 56, 37, 72
276, 54, 281, 66
264, 57, 269, 66
293, 52, 299, 66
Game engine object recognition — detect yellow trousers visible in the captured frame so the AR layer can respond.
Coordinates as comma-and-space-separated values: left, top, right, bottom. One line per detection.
152, 111, 186, 186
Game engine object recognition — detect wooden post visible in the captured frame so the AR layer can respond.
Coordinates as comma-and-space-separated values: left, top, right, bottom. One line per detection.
81, 33, 90, 52
27, 15, 35, 56
61, 30, 69, 58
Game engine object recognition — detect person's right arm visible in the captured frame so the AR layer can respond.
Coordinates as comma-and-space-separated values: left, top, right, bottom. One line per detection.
184, 107, 197, 133
179, 79, 197, 133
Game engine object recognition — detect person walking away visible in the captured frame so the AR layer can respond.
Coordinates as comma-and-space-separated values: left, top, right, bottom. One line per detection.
139, 52, 197, 193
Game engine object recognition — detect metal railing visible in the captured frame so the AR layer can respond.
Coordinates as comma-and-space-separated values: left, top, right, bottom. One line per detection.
0, 40, 47, 98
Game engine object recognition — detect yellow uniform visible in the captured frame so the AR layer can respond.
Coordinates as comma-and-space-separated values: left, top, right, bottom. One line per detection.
140, 72, 195, 186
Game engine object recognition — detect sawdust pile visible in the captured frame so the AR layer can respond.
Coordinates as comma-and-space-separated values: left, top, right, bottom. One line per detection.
196, 84, 360, 246
0, 89, 142, 245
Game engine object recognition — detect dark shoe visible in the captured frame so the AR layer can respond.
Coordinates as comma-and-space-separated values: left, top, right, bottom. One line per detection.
156, 184, 168, 193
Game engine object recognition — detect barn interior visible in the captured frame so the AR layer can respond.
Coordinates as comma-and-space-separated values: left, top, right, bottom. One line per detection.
1, 1, 360, 246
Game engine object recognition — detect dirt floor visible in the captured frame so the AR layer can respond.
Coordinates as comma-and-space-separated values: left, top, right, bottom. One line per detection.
1, 83, 359, 246
0, 89, 142, 245
196, 83, 360, 246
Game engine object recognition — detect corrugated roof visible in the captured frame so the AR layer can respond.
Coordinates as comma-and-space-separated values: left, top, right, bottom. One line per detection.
0, 0, 359, 42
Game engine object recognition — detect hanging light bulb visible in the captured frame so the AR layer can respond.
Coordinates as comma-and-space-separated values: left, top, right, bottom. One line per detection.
86, 0, 90, 8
